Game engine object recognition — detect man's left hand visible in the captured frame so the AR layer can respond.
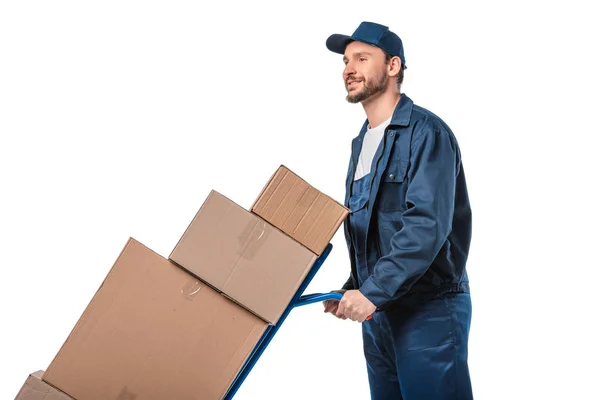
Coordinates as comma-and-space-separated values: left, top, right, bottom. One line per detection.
336, 290, 376, 322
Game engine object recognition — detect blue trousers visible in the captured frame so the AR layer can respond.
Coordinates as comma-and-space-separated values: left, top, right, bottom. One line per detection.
361, 292, 473, 400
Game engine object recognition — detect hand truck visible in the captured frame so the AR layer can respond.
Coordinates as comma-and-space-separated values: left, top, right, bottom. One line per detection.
223, 243, 341, 399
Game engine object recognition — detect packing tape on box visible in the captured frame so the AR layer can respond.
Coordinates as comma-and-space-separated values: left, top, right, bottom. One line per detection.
298, 186, 319, 207
237, 219, 269, 260
181, 279, 204, 301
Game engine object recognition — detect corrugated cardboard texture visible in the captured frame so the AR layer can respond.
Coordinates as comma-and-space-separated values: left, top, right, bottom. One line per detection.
251, 165, 350, 255
14, 371, 73, 400
169, 190, 318, 324
42, 238, 267, 400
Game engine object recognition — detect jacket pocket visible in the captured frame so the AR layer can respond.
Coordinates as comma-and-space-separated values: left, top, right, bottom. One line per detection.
377, 160, 409, 212
387, 295, 455, 352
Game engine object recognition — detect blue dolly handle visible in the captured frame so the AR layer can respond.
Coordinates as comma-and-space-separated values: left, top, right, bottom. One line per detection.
295, 292, 343, 306
296, 292, 373, 320
223, 244, 371, 399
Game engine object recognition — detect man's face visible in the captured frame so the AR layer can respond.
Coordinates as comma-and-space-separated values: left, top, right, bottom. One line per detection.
342, 41, 389, 104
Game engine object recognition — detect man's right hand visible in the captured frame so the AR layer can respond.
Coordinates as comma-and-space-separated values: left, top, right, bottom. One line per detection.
323, 290, 347, 320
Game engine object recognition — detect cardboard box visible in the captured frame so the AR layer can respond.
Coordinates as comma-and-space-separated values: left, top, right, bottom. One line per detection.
42, 238, 268, 400
251, 165, 350, 255
14, 370, 73, 400
169, 190, 318, 324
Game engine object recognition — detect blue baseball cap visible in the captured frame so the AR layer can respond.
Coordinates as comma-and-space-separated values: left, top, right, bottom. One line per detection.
326, 21, 407, 70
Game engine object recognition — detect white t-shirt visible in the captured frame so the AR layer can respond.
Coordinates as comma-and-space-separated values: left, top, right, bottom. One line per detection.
354, 116, 392, 181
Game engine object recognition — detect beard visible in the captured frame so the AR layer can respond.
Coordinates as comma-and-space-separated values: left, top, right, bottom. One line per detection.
346, 70, 388, 104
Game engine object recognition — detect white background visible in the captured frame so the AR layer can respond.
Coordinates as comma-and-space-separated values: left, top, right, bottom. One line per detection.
1, 1, 599, 399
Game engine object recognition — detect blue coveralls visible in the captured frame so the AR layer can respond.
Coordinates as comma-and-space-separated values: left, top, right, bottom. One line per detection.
344, 93, 473, 400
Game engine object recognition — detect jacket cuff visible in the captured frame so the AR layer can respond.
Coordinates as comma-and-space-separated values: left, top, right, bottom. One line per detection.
359, 277, 391, 308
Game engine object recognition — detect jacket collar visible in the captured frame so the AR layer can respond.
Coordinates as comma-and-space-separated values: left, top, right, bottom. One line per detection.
389, 92, 413, 127
354, 93, 413, 139
345, 93, 414, 207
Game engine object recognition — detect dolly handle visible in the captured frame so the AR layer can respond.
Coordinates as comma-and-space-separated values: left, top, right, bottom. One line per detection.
295, 292, 373, 321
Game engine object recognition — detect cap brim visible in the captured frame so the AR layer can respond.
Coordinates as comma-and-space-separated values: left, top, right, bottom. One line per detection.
326, 34, 354, 54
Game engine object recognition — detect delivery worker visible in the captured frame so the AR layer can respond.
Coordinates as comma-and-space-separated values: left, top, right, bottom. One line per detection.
322, 22, 474, 399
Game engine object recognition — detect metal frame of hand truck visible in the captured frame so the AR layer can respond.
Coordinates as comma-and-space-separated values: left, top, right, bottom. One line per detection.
223, 243, 339, 399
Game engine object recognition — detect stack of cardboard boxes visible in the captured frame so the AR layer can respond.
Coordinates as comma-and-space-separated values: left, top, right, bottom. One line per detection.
14, 165, 350, 400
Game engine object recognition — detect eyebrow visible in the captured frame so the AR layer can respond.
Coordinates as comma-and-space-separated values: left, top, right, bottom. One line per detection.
343, 52, 373, 62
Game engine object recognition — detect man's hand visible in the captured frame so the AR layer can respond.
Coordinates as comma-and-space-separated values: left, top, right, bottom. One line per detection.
323, 289, 347, 320
336, 290, 376, 322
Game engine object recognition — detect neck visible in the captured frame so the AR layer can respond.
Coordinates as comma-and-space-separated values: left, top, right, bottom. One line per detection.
362, 90, 401, 128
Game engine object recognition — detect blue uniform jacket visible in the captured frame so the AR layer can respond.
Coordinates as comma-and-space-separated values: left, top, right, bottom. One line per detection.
342, 93, 472, 309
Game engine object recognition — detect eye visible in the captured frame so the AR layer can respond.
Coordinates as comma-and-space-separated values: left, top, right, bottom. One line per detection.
359, 57, 367, 62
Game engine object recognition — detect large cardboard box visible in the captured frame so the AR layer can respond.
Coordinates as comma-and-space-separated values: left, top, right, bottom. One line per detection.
42, 238, 268, 400
169, 190, 318, 324
14, 370, 73, 400
251, 165, 350, 255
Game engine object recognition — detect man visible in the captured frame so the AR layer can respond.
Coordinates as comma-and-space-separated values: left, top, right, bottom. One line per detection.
323, 22, 474, 399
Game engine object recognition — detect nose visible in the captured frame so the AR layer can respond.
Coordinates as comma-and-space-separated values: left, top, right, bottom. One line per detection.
343, 62, 356, 81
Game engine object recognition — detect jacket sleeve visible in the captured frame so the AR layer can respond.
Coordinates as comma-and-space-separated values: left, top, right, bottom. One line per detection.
358, 123, 459, 307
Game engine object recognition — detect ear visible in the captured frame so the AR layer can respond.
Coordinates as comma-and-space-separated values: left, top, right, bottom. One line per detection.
388, 56, 402, 77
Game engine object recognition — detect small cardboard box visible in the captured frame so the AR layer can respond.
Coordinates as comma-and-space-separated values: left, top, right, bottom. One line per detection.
42, 238, 268, 400
251, 165, 350, 255
169, 190, 318, 324
14, 371, 73, 400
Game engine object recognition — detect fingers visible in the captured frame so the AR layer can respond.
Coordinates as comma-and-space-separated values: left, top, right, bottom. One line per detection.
348, 310, 359, 322
337, 299, 352, 320
342, 302, 364, 322
335, 299, 346, 319
324, 295, 356, 321
323, 300, 338, 314
331, 290, 375, 322
348, 307, 363, 322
